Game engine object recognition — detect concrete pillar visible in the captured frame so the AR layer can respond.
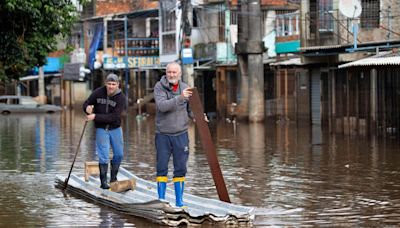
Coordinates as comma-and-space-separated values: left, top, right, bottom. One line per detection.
38, 67, 46, 104
248, 0, 264, 122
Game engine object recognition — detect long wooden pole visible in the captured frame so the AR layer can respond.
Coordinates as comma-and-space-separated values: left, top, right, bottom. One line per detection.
189, 88, 231, 203
64, 121, 88, 190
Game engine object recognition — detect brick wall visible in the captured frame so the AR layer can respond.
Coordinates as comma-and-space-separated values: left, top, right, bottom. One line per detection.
96, 0, 135, 16
261, 0, 288, 6
231, 0, 290, 6
95, 0, 158, 16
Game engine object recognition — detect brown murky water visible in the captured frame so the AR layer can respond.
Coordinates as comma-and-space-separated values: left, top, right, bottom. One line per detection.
1, 110, 400, 227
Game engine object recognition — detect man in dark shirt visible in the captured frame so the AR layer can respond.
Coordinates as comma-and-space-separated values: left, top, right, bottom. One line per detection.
83, 73, 126, 189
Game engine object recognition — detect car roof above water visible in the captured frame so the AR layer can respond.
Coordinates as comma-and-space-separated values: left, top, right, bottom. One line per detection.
0, 95, 34, 99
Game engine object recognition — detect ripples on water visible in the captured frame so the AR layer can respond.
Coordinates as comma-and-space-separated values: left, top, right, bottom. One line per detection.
1, 112, 400, 227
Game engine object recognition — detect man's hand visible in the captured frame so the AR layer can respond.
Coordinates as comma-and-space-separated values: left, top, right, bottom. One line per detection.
193, 113, 209, 123
86, 105, 94, 114
204, 113, 209, 122
87, 114, 95, 121
181, 87, 193, 99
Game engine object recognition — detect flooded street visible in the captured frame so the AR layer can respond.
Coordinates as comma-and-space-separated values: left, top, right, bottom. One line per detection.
1, 111, 400, 227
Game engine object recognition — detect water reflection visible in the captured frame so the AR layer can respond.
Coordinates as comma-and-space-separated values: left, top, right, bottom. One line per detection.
1, 112, 400, 227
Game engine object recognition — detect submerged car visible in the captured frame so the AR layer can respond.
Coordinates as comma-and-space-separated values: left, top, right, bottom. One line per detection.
0, 95, 62, 114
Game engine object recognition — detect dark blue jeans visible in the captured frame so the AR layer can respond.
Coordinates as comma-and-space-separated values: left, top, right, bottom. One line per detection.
155, 131, 189, 178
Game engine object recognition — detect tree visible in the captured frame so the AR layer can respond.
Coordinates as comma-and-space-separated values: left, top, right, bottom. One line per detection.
0, 0, 84, 81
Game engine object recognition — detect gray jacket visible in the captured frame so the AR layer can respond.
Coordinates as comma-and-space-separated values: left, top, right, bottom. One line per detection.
154, 75, 193, 135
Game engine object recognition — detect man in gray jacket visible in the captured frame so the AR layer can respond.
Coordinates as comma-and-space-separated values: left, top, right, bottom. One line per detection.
154, 62, 193, 207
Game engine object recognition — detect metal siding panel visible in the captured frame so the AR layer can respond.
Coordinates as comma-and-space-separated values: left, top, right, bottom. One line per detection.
311, 70, 321, 125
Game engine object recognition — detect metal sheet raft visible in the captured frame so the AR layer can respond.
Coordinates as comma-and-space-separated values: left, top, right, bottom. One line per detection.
55, 167, 254, 226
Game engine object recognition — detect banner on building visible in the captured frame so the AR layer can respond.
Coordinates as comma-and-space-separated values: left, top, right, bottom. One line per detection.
103, 56, 160, 69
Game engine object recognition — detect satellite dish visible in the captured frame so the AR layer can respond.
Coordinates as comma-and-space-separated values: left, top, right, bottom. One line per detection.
339, 0, 362, 18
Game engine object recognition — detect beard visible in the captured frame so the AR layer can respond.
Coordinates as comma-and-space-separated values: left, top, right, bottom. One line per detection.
167, 78, 178, 85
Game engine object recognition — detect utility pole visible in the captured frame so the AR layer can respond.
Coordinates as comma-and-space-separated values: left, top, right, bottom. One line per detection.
124, 16, 129, 108
224, 0, 232, 63
235, 0, 264, 122
236, 0, 249, 120
181, 0, 194, 87
247, 0, 264, 122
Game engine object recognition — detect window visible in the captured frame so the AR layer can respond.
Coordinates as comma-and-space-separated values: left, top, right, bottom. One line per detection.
319, 0, 334, 32
218, 4, 225, 42
10, 99, 19, 104
161, 0, 176, 32
276, 10, 299, 37
309, 0, 334, 33
231, 10, 238, 25
193, 8, 199, 27
361, 0, 380, 28
162, 34, 176, 55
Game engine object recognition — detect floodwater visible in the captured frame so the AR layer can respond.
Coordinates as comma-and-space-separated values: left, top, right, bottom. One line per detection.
1, 110, 400, 227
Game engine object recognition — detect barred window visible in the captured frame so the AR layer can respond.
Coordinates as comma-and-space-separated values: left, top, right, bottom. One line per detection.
360, 0, 380, 28
161, 0, 176, 32
162, 11, 176, 32
218, 4, 225, 42
231, 10, 238, 25
319, 0, 333, 32
275, 10, 299, 37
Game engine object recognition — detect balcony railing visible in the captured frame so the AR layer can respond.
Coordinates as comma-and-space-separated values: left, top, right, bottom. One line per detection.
114, 37, 159, 56
304, 9, 351, 47
276, 12, 300, 38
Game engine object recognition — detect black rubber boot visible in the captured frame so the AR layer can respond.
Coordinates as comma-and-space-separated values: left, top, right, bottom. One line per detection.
110, 163, 120, 183
99, 163, 110, 189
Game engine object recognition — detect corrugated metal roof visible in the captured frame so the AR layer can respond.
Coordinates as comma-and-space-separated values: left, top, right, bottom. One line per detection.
299, 44, 350, 51
338, 51, 400, 68
270, 57, 303, 66
56, 167, 254, 226
20, 73, 61, 82
300, 40, 400, 53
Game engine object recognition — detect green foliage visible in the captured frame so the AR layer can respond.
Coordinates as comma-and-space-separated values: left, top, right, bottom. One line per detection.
0, 0, 84, 81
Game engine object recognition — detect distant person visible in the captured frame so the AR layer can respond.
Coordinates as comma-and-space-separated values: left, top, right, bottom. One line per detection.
83, 73, 126, 189
153, 62, 193, 207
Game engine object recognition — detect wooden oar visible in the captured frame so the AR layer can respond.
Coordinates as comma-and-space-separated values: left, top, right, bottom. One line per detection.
188, 88, 231, 203
64, 121, 88, 190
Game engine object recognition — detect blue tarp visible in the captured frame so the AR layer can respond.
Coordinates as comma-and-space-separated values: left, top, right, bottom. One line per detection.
32, 57, 61, 74
89, 24, 104, 70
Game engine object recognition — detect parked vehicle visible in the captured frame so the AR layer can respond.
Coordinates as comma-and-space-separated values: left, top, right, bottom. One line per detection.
0, 95, 62, 114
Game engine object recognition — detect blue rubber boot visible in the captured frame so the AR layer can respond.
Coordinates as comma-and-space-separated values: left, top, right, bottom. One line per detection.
156, 176, 168, 200
173, 177, 186, 207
